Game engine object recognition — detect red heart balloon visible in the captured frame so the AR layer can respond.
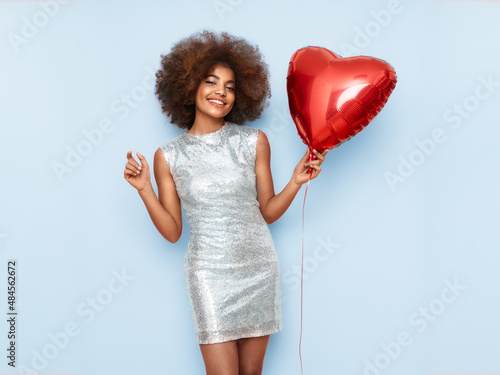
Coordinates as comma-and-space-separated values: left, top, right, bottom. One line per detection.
287, 46, 397, 153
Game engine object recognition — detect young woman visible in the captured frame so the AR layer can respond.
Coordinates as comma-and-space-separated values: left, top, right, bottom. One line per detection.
124, 31, 327, 375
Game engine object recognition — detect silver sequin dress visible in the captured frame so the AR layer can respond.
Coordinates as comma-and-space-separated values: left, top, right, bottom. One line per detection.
160, 123, 283, 344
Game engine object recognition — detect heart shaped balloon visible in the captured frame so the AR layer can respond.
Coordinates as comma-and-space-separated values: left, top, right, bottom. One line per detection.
287, 46, 397, 153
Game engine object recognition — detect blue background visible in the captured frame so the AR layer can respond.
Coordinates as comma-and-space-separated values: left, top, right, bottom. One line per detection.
1, 0, 499, 374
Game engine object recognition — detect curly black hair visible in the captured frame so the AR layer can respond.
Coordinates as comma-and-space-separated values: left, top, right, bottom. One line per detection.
155, 30, 271, 129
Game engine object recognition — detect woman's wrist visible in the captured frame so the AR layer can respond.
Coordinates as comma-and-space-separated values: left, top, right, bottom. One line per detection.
290, 175, 304, 190
137, 182, 154, 197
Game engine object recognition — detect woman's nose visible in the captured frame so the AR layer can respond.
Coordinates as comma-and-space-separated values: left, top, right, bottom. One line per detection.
214, 85, 226, 96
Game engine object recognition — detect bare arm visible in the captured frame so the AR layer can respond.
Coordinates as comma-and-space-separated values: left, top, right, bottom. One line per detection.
124, 149, 182, 243
255, 130, 328, 224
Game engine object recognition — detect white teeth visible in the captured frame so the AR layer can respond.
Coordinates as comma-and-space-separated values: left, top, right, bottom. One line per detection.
208, 99, 224, 105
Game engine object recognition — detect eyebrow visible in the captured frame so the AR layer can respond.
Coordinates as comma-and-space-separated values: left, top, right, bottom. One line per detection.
207, 74, 236, 85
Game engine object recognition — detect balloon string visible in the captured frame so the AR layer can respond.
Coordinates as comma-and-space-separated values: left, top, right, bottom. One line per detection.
299, 172, 312, 375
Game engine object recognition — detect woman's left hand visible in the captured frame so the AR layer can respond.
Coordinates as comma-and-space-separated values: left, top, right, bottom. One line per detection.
292, 147, 329, 186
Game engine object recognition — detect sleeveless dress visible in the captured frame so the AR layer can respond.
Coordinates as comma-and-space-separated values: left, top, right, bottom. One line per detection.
160, 123, 283, 344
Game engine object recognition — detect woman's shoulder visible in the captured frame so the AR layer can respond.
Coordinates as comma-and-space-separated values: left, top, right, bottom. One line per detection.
157, 132, 189, 168
226, 123, 261, 158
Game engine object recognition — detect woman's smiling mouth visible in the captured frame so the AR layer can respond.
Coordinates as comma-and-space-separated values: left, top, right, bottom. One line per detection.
208, 98, 226, 107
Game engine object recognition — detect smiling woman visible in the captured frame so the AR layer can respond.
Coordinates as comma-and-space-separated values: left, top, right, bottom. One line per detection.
123, 30, 327, 375
191, 64, 236, 134
154, 30, 271, 130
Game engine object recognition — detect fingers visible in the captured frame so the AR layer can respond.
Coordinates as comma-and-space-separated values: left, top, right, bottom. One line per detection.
136, 151, 149, 168
126, 151, 137, 164
311, 148, 328, 161
305, 164, 322, 181
302, 147, 328, 162
305, 163, 321, 174
124, 163, 140, 177
301, 147, 328, 180
125, 151, 143, 177
304, 148, 327, 168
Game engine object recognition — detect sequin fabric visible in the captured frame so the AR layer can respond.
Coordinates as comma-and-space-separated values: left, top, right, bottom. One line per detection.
160, 123, 283, 344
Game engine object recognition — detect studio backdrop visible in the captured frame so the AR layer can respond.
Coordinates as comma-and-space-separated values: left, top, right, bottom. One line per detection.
1, 0, 499, 374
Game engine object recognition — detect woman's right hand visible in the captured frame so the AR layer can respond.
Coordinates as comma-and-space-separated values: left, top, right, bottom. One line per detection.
124, 151, 151, 191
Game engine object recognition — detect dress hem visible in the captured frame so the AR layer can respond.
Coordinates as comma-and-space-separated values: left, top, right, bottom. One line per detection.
197, 323, 283, 345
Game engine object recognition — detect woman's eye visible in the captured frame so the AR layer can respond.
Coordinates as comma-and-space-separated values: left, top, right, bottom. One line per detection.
226, 86, 235, 92
206, 80, 216, 85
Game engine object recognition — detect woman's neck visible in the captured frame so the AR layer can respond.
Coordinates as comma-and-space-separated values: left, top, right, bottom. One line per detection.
189, 115, 226, 135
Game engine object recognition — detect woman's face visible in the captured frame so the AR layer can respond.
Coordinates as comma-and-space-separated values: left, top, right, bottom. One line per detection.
194, 64, 236, 121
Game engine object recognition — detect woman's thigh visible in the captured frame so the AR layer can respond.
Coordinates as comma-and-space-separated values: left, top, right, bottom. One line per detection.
199, 340, 239, 375
237, 335, 270, 375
